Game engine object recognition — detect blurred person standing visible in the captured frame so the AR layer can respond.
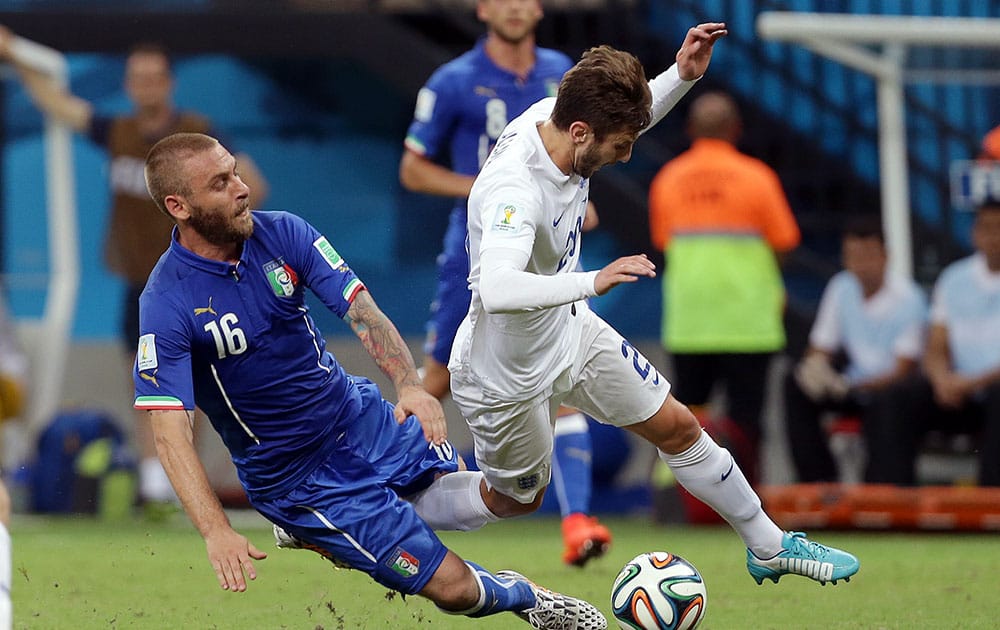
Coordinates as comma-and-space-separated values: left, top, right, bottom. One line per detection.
399, 0, 610, 566
0, 27, 269, 512
887, 200, 1000, 486
648, 91, 800, 484
783, 216, 927, 483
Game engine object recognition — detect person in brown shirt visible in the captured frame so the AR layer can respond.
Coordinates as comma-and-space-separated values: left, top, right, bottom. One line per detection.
0, 27, 268, 509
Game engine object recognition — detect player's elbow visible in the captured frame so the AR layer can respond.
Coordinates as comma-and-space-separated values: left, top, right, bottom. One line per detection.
481, 283, 534, 314
479, 282, 520, 314
479, 286, 506, 314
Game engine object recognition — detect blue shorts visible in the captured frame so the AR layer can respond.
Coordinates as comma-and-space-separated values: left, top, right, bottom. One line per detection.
252, 386, 460, 594
424, 209, 472, 365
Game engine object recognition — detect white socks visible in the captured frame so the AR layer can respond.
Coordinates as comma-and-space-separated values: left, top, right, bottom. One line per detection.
408, 471, 499, 531
554, 412, 588, 435
660, 430, 783, 557
140, 457, 178, 503
0, 523, 9, 630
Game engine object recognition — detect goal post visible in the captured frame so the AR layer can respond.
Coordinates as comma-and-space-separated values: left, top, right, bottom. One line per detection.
2, 35, 79, 439
756, 12, 1000, 279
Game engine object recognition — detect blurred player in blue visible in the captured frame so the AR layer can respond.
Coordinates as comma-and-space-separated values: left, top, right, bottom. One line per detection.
133, 132, 607, 629
399, 0, 611, 567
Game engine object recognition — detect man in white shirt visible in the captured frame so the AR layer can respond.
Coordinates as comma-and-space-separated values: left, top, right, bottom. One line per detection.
784, 216, 927, 483
888, 200, 1000, 486
446, 24, 859, 586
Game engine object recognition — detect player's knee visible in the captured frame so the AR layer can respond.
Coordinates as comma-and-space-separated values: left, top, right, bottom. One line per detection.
423, 552, 480, 611
484, 485, 545, 518
635, 395, 703, 454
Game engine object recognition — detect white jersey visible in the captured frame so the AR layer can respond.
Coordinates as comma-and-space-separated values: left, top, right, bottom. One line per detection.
809, 270, 927, 383
450, 65, 695, 403
450, 98, 596, 401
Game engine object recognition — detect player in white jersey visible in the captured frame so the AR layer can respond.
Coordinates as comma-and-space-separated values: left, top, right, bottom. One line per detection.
448, 24, 861, 586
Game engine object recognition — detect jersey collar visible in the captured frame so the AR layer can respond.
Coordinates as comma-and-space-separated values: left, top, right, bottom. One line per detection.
168, 225, 250, 277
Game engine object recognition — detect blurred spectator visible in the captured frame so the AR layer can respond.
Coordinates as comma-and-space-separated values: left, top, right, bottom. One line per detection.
648, 91, 800, 484
0, 26, 268, 510
783, 215, 927, 483
887, 200, 1000, 486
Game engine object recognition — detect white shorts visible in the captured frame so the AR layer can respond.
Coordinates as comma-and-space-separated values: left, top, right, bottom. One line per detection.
451, 305, 670, 503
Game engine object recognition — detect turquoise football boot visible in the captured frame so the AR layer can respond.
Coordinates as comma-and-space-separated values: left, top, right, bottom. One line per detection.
747, 531, 859, 585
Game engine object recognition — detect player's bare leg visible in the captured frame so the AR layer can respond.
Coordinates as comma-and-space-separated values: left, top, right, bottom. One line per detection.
480, 481, 545, 518
421, 356, 452, 400
627, 394, 859, 585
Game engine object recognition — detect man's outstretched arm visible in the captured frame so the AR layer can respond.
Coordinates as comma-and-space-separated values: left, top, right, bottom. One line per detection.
0, 25, 93, 132
345, 289, 448, 444
148, 409, 266, 592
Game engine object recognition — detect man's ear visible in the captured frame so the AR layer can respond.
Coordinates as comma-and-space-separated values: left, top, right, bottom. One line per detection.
164, 195, 189, 221
570, 122, 591, 145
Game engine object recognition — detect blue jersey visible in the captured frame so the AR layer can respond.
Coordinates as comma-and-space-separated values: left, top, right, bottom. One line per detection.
405, 40, 572, 362
133, 211, 368, 500
404, 38, 572, 203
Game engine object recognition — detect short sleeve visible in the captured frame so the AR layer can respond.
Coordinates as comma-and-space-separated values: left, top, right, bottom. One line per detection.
757, 166, 800, 252
403, 67, 461, 160
809, 273, 846, 352
273, 212, 366, 318
133, 291, 195, 411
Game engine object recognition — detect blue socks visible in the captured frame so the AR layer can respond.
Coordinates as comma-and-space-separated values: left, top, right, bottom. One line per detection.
553, 412, 593, 517
460, 562, 534, 618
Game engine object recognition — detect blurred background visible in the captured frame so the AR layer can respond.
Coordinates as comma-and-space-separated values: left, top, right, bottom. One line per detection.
1, 0, 998, 524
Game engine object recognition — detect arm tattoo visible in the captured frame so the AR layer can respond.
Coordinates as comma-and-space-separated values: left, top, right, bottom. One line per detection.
346, 290, 422, 389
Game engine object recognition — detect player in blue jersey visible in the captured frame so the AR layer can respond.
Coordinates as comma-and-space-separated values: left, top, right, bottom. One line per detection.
133, 133, 607, 629
399, 0, 611, 567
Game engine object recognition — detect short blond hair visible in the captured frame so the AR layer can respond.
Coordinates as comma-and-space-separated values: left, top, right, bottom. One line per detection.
144, 132, 219, 216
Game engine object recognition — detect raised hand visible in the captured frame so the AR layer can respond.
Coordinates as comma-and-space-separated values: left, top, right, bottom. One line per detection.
676, 22, 728, 81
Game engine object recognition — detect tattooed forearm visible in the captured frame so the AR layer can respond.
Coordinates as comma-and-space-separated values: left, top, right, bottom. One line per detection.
346, 290, 422, 389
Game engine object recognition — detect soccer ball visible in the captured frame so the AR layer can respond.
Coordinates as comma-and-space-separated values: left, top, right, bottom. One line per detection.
610, 551, 707, 630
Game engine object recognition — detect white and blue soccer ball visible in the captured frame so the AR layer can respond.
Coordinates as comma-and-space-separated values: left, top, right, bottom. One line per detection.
610, 551, 707, 630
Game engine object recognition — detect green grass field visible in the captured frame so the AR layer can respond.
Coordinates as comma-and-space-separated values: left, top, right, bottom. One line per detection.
11, 511, 1000, 629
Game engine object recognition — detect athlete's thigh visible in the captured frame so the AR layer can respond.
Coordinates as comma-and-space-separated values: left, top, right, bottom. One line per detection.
348, 380, 460, 497
563, 312, 669, 427
466, 395, 555, 503
255, 458, 448, 596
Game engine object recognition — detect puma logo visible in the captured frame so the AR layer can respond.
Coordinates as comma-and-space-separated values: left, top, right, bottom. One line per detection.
194, 296, 217, 316
140, 371, 159, 388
